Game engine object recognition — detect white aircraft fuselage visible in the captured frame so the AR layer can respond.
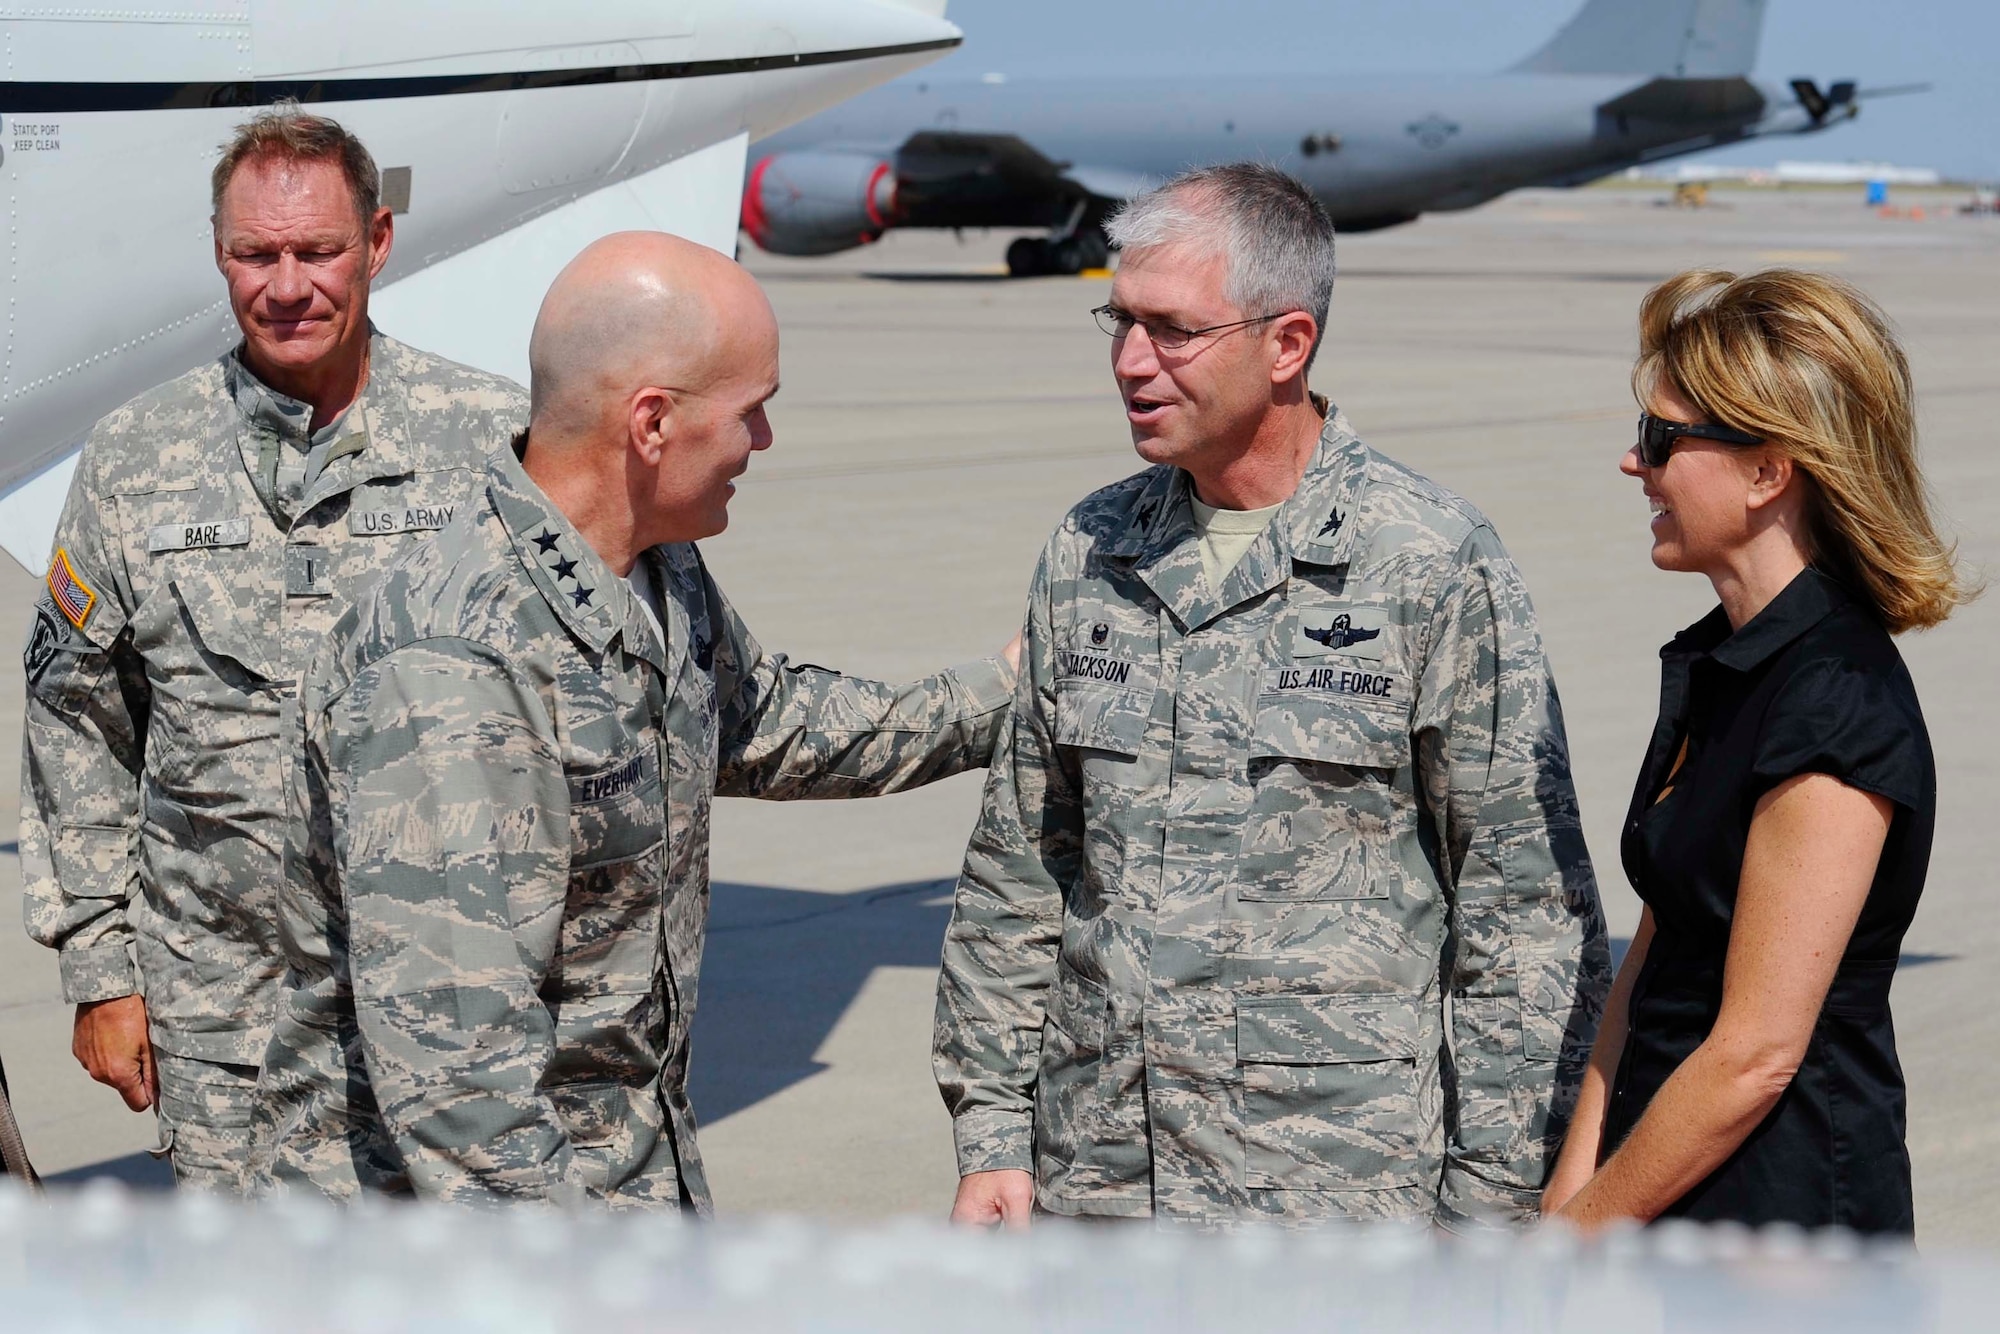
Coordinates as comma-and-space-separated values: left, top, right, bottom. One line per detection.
0, 0, 961, 568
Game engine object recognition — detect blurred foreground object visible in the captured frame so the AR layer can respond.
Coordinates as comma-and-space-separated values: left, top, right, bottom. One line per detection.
0, 1061, 38, 1188
0, 1181, 1985, 1332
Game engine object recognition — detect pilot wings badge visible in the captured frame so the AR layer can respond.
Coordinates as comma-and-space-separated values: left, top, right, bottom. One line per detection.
1295, 611, 1386, 660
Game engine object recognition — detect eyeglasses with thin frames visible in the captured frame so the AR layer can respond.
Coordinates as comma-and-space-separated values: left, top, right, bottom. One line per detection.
1091, 303, 1289, 350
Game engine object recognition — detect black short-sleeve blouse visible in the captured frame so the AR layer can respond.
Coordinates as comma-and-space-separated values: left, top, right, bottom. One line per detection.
1605, 568, 1936, 1233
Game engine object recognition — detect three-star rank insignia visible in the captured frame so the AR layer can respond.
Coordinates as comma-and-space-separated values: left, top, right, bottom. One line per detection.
532, 527, 594, 610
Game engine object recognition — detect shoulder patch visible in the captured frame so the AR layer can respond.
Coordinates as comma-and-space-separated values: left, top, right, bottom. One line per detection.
46, 548, 98, 629
24, 597, 82, 684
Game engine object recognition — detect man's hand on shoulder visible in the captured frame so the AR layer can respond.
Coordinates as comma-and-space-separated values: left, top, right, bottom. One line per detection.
1000, 630, 1024, 677
72, 995, 157, 1112
951, 1168, 1034, 1230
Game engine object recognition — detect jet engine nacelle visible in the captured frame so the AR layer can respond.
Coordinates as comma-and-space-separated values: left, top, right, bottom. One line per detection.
741, 151, 901, 256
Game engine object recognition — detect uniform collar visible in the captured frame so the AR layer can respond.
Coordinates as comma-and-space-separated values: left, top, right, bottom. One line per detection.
225, 347, 320, 448
225, 326, 395, 450
1105, 405, 1369, 629
1666, 567, 1852, 673
1279, 407, 1369, 569
487, 436, 669, 672
226, 328, 422, 513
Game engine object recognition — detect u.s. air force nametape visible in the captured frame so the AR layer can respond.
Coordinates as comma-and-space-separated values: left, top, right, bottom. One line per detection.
1263, 665, 1399, 700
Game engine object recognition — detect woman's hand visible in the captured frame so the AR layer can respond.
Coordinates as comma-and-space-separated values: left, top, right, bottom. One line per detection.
1539, 909, 1654, 1222
1541, 1156, 1593, 1217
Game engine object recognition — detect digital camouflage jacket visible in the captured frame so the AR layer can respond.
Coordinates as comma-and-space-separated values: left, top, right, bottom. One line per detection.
935, 411, 1610, 1227
20, 334, 526, 1065
256, 443, 1014, 1208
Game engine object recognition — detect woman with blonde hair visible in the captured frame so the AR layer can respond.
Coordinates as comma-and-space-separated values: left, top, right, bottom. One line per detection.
1544, 268, 1973, 1234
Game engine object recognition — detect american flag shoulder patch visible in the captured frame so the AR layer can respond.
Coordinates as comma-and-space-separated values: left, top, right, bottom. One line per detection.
46, 548, 98, 629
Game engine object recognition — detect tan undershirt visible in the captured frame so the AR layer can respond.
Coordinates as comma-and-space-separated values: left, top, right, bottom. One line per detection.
1189, 495, 1285, 594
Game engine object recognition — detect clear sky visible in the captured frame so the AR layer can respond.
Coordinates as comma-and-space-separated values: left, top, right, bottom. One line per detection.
920, 0, 1998, 182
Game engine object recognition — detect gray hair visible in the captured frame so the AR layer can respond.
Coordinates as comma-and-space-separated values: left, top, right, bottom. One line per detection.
212, 100, 381, 228
1105, 163, 1336, 371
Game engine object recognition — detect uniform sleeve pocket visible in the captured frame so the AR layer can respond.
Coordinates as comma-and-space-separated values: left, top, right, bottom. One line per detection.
1236, 993, 1426, 1190
51, 824, 134, 898
1052, 682, 1149, 759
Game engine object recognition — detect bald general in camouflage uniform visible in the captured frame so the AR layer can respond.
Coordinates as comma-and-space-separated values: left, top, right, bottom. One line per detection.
20, 109, 525, 1189
935, 166, 1609, 1228
254, 233, 1015, 1207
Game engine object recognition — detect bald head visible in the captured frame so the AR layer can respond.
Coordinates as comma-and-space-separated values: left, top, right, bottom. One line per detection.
519, 231, 781, 561
527, 231, 772, 439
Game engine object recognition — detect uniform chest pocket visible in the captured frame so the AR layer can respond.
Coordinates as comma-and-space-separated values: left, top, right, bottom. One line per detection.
568, 747, 665, 869
563, 748, 666, 998
162, 573, 279, 685
1052, 681, 1150, 760
1237, 693, 1407, 902
127, 492, 275, 674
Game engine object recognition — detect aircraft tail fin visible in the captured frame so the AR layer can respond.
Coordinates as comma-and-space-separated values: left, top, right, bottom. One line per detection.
1512, 0, 1768, 77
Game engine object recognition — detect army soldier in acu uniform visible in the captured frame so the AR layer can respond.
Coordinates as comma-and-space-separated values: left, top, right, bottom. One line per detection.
936, 166, 1610, 1229
18, 106, 526, 1189
254, 233, 1016, 1207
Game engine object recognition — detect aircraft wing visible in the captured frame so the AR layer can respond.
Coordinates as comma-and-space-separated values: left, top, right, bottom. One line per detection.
1059, 163, 1157, 204
897, 131, 1141, 205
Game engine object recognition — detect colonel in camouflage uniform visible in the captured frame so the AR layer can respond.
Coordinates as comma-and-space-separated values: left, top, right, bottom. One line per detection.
19, 108, 525, 1190
253, 232, 1016, 1207
935, 166, 1609, 1229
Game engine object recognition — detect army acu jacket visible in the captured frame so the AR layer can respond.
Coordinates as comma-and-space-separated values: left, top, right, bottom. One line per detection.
20, 333, 526, 1065
934, 411, 1610, 1227
256, 442, 1014, 1209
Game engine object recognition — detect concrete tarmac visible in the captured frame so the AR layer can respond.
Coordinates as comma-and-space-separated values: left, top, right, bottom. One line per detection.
0, 185, 1993, 1237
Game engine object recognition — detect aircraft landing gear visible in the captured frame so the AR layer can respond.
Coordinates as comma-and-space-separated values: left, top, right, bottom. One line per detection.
1006, 224, 1111, 278
1005, 236, 1052, 277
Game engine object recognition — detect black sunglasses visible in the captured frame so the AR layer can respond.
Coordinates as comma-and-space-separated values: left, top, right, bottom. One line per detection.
1636, 412, 1764, 468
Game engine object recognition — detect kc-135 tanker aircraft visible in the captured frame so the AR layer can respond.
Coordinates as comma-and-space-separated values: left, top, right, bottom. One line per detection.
745, 0, 1917, 275
0, 0, 963, 574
